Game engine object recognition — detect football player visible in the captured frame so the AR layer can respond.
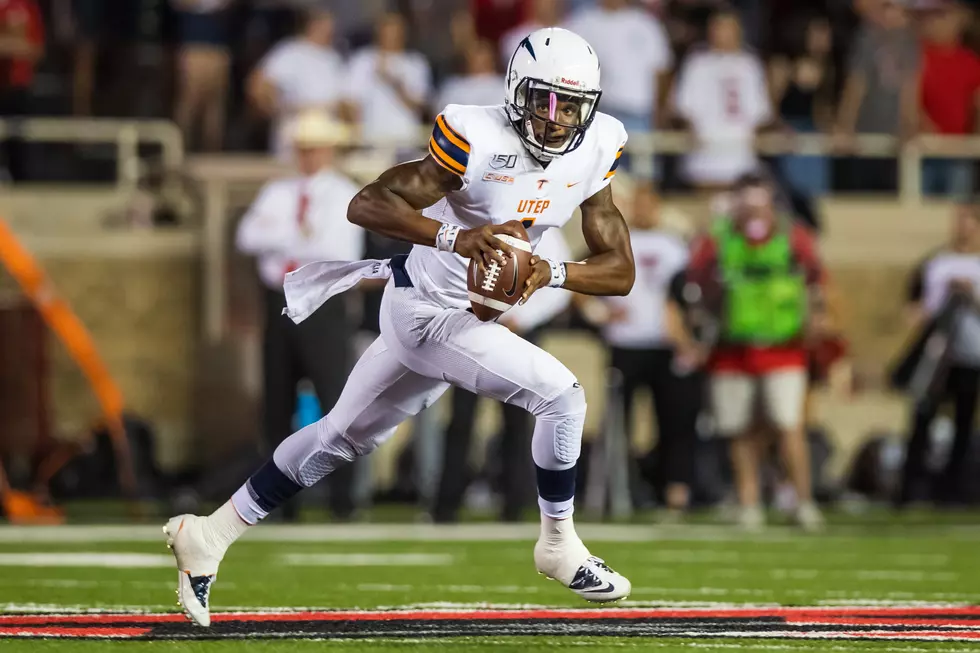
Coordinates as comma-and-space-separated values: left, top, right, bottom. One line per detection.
164, 27, 636, 627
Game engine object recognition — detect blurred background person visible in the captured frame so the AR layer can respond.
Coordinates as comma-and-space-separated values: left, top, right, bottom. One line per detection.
247, 9, 348, 161
346, 12, 431, 157
0, 0, 42, 181
664, 0, 729, 61
919, 1, 980, 198
243, 0, 297, 50
769, 14, 836, 199
171, 0, 234, 152
470, 0, 528, 55
499, 0, 563, 68
579, 184, 701, 518
405, 0, 477, 82
834, 0, 919, 193
672, 8, 772, 191
895, 202, 980, 508
431, 228, 572, 524
235, 110, 364, 521
565, 0, 672, 183
432, 39, 502, 111
70, 0, 138, 117
686, 173, 828, 531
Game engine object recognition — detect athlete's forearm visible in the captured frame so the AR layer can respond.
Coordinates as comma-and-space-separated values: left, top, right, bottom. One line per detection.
562, 253, 634, 296
347, 158, 460, 247
566, 186, 635, 296
348, 182, 443, 246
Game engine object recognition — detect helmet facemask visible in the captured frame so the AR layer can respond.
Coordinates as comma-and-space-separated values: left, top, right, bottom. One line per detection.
507, 77, 601, 162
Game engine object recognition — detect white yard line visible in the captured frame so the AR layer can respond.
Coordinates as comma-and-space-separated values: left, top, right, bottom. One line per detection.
0, 553, 173, 568
354, 583, 539, 594
818, 596, 980, 605
279, 553, 454, 567
11, 600, 976, 614
0, 603, 170, 613
677, 644, 980, 653
354, 584, 777, 598
625, 550, 952, 568
0, 578, 236, 591
1, 523, 978, 543
299, 640, 976, 650
855, 570, 959, 582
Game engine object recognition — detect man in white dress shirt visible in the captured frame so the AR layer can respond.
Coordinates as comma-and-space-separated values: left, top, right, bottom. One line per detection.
236, 110, 364, 520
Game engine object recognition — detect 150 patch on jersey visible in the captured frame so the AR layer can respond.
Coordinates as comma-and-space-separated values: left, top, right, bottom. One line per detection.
489, 154, 518, 170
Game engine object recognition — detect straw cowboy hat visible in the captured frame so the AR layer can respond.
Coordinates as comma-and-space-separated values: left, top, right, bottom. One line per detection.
288, 110, 351, 147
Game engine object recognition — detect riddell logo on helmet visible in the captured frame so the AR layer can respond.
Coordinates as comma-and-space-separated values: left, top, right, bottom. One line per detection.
560, 77, 581, 87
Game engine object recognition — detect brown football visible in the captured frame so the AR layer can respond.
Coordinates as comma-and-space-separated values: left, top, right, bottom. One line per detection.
466, 224, 534, 322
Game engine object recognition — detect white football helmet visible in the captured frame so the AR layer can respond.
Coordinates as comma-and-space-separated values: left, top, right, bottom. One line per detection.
505, 27, 602, 162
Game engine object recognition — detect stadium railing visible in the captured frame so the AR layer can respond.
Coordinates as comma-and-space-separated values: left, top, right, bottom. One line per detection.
0, 118, 184, 192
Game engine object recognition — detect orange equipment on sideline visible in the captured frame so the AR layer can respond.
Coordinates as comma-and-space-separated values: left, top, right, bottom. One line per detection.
0, 216, 137, 522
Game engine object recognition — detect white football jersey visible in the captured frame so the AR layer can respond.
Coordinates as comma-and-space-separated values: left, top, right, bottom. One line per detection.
405, 103, 628, 309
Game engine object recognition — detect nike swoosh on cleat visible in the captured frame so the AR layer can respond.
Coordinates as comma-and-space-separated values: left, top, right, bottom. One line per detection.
581, 582, 617, 594
187, 573, 215, 608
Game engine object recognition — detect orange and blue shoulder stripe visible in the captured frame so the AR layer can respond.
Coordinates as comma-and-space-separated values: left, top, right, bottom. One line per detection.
604, 146, 624, 180
429, 114, 470, 176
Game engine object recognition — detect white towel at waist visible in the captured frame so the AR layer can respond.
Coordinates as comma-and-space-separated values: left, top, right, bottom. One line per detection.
282, 258, 392, 324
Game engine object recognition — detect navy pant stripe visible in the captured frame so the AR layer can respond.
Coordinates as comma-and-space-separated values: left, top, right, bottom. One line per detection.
246, 461, 303, 513
535, 465, 576, 503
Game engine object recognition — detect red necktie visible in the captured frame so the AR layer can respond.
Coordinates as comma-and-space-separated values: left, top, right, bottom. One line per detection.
284, 184, 310, 278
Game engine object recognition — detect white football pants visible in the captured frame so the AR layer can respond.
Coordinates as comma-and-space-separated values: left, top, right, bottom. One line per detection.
270, 279, 586, 517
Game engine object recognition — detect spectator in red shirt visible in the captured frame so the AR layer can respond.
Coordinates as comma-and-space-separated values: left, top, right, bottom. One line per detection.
684, 173, 828, 532
0, 0, 43, 181
920, 3, 980, 196
471, 0, 529, 51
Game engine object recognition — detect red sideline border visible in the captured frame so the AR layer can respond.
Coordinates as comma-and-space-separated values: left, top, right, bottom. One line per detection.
2, 606, 980, 641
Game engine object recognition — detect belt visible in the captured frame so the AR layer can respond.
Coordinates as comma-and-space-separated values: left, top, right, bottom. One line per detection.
389, 254, 413, 288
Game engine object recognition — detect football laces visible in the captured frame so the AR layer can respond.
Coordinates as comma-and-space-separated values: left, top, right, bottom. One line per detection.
481, 251, 504, 292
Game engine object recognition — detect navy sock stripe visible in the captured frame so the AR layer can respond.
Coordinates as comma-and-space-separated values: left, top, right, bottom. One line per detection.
535, 465, 576, 503
246, 461, 303, 513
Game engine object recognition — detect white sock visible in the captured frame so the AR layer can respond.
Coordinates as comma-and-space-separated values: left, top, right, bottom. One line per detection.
535, 513, 591, 585
205, 500, 252, 557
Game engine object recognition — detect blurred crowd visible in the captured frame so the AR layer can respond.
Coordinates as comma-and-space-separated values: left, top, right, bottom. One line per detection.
1, 0, 980, 194
3, 0, 980, 527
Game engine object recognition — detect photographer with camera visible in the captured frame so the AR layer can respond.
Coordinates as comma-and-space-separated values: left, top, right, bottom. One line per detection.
895, 203, 980, 508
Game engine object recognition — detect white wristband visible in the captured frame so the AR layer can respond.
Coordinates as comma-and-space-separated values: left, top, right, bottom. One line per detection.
436, 223, 460, 253
544, 258, 567, 288
436, 222, 460, 252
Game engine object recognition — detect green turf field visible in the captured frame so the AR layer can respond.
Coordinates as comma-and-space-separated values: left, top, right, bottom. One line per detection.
1, 515, 979, 651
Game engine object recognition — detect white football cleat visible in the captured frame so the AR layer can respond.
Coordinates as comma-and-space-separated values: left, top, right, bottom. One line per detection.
163, 514, 222, 627
534, 541, 631, 603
